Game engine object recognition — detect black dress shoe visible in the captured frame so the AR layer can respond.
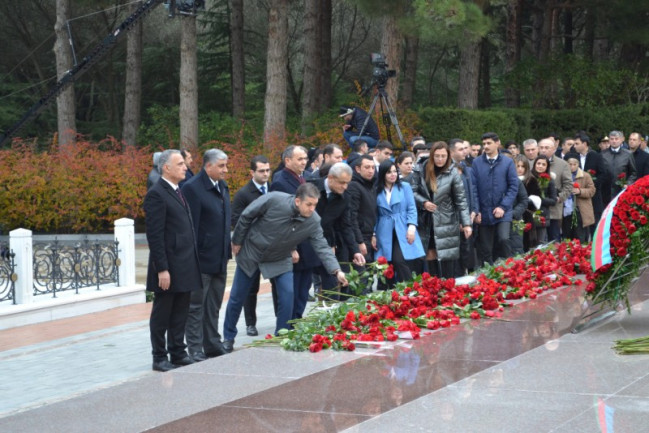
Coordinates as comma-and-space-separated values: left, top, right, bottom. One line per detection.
205, 342, 228, 358
191, 352, 208, 362
152, 359, 178, 372
171, 356, 194, 366
222, 340, 234, 353
246, 325, 258, 336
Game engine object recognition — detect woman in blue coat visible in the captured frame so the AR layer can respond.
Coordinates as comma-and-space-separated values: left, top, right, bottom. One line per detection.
372, 160, 425, 287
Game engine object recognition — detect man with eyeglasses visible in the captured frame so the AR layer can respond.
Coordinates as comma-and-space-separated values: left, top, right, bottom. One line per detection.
231, 155, 271, 337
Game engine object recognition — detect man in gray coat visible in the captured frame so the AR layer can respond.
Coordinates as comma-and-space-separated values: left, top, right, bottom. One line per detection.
221, 183, 348, 352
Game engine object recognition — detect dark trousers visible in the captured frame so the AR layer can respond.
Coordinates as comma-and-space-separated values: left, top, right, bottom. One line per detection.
185, 272, 226, 356
476, 221, 511, 266
243, 276, 260, 327
562, 212, 589, 244
378, 231, 413, 290
548, 218, 561, 243
150, 291, 191, 362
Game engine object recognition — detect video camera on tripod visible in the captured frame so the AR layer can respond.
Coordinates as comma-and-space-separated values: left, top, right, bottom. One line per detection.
369, 53, 397, 89
358, 53, 405, 149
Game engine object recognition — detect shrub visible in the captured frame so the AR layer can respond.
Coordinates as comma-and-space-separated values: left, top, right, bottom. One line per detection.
0, 137, 150, 233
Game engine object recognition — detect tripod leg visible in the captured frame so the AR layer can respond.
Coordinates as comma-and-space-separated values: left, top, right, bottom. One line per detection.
378, 89, 406, 149
358, 93, 380, 138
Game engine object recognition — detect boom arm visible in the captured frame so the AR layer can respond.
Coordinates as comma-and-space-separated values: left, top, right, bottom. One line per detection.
0, 0, 165, 147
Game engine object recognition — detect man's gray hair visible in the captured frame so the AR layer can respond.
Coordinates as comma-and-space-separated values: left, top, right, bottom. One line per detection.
282, 145, 307, 161
522, 139, 537, 148
329, 162, 352, 178
609, 130, 624, 138
158, 149, 181, 172
295, 182, 320, 200
203, 148, 228, 166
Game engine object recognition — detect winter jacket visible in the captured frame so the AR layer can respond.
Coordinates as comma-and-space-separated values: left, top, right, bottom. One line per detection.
470, 153, 519, 226
412, 162, 471, 261
374, 182, 425, 261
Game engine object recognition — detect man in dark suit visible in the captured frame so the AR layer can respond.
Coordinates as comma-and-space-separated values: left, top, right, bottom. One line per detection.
179, 148, 195, 188
574, 133, 610, 229
181, 149, 231, 360
231, 155, 271, 337
629, 132, 649, 179
308, 163, 365, 306
144, 149, 202, 372
602, 130, 637, 202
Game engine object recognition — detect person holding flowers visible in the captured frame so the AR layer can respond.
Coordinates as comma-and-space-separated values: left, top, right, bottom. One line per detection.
528, 155, 557, 244
562, 153, 595, 243
515, 155, 540, 251
373, 160, 425, 288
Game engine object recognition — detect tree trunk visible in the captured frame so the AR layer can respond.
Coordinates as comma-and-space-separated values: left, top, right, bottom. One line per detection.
301, 0, 320, 135
263, 0, 288, 147
584, 7, 595, 61
380, 15, 402, 105
504, 0, 521, 108
54, 0, 76, 145
230, 0, 245, 119
401, 35, 419, 109
180, 15, 199, 149
122, 2, 142, 146
480, 41, 491, 108
458, 35, 481, 109
319, 0, 332, 111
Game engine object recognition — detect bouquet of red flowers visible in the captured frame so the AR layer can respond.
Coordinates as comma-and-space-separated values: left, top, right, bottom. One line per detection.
538, 172, 551, 198
616, 172, 628, 190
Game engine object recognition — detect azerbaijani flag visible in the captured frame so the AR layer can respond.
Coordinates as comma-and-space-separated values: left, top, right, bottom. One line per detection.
591, 189, 625, 271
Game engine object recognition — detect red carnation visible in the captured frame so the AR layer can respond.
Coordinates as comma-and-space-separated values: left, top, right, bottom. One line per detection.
524, 223, 533, 232
383, 264, 395, 279
588, 169, 596, 176
377, 256, 388, 265
618, 173, 627, 180
539, 172, 551, 180
573, 182, 580, 188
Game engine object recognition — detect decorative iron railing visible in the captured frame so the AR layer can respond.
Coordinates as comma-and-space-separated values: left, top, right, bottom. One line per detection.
0, 243, 16, 304
33, 239, 120, 297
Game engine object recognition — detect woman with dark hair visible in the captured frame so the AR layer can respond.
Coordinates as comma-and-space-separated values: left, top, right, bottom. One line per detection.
372, 160, 425, 287
412, 142, 471, 278
396, 151, 415, 184
527, 155, 557, 246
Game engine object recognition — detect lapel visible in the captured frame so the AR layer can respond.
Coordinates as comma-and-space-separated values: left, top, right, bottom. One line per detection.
161, 178, 185, 208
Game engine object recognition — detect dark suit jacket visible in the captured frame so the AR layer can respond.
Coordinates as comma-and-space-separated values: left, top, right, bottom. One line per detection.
347, 171, 377, 243
633, 149, 649, 179
181, 169, 231, 275
310, 177, 359, 256
144, 178, 201, 293
270, 168, 319, 269
582, 150, 610, 218
232, 180, 265, 228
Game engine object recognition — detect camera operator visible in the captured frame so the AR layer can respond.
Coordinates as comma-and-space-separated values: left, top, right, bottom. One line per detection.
340, 106, 380, 149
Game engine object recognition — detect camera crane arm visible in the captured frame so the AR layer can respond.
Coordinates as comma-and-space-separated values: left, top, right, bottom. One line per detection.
0, 0, 169, 147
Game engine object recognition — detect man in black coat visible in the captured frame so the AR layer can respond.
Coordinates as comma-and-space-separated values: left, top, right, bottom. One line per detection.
231, 155, 271, 337
181, 149, 231, 360
309, 163, 365, 305
574, 133, 610, 227
144, 149, 201, 372
347, 155, 377, 264
629, 132, 649, 179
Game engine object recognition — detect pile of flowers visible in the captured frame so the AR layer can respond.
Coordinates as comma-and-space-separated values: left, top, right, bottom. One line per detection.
585, 175, 649, 309
255, 240, 593, 352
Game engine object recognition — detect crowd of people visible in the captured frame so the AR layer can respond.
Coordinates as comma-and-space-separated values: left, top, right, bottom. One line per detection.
143, 125, 649, 371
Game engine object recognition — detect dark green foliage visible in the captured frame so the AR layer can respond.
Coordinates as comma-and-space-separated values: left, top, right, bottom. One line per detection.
416, 104, 649, 143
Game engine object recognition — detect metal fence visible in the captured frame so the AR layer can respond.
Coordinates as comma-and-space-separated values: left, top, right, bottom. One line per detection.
33, 239, 120, 297
0, 243, 16, 304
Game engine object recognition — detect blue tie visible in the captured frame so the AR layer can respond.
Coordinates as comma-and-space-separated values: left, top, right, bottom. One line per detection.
260, 185, 266, 194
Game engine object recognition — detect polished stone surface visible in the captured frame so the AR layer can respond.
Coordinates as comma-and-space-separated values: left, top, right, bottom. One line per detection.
2, 269, 649, 432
